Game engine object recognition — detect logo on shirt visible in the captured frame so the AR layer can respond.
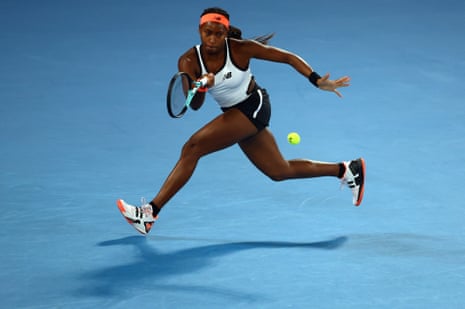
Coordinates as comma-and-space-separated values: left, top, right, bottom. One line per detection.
223, 72, 232, 81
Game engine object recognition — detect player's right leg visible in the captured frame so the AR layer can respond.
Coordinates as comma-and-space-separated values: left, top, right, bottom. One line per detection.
117, 108, 259, 234
150, 108, 258, 208
116, 199, 157, 235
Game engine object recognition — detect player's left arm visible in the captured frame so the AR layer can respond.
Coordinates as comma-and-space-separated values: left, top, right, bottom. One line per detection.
238, 39, 350, 97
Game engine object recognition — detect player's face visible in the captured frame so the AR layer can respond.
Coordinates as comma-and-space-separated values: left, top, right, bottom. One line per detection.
199, 23, 228, 54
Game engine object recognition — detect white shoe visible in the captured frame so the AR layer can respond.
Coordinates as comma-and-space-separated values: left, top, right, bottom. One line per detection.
341, 158, 366, 206
116, 199, 157, 235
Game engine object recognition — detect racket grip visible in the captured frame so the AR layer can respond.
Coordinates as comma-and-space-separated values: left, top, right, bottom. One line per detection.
196, 76, 209, 88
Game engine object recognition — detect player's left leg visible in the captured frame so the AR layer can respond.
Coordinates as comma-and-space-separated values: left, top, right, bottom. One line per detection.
239, 128, 343, 181
239, 128, 365, 205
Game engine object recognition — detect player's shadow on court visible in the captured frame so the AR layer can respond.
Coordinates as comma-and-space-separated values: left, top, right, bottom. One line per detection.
76, 235, 347, 299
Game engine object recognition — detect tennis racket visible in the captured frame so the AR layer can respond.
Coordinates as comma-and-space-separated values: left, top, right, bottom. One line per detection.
166, 72, 208, 118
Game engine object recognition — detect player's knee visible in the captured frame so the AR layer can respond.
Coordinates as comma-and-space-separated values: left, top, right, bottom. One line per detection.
180, 136, 204, 160
181, 140, 198, 159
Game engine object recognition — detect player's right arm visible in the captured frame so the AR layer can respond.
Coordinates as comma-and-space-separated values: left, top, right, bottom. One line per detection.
177, 48, 207, 110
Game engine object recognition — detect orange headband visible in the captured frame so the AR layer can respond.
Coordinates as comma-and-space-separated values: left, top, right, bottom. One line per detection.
199, 13, 230, 29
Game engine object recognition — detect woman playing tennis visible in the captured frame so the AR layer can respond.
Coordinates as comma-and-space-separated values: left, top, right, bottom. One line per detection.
117, 7, 365, 235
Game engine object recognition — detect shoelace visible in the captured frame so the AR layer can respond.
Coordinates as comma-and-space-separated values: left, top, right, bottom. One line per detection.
340, 178, 347, 190
138, 197, 153, 217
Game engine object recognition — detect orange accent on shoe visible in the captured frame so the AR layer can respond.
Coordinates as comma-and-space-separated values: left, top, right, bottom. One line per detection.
145, 222, 154, 233
117, 199, 125, 213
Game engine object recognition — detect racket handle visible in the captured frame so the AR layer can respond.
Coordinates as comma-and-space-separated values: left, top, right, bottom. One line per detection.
195, 76, 209, 88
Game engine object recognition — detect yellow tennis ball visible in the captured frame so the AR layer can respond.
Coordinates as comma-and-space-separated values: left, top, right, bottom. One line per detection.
287, 132, 301, 145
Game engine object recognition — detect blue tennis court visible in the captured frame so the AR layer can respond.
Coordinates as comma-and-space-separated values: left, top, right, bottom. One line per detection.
1, 0, 465, 308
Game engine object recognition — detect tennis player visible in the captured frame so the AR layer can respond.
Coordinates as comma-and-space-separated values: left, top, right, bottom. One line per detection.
117, 7, 365, 235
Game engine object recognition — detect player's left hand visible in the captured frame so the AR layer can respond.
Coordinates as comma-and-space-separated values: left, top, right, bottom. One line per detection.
317, 73, 350, 98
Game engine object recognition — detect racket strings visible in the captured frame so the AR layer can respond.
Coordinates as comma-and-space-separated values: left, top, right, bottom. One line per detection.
169, 74, 190, 116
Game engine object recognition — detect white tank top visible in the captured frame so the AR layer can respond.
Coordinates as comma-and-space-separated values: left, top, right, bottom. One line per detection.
195, 39, 252, 108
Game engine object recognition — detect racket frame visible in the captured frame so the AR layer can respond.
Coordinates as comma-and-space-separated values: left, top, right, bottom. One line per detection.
166, 72, 208, 118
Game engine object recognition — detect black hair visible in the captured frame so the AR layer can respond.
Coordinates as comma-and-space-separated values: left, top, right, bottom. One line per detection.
200, 7, 274, 45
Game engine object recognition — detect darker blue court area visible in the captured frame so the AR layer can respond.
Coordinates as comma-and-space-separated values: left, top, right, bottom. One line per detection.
1, 0, 465, 308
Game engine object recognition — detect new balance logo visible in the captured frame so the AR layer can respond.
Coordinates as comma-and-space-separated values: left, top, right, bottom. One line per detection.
223, 72, 232, 80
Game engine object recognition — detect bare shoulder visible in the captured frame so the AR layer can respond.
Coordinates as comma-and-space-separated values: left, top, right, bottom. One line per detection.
229, 37, 264, 53
178, 47, 197, 60
229, 37, 281, 57
228, 38, 266, 65
177, 47, 200, 75
230, 37, 294, 63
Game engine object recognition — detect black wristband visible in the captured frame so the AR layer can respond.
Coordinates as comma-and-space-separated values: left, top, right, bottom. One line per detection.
308, 71, 321, 88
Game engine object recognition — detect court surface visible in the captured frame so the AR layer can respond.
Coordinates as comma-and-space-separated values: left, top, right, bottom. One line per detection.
1, 0, 465, 308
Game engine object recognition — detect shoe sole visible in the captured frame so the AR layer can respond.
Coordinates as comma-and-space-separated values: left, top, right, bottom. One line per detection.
354, 158, 366, 206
